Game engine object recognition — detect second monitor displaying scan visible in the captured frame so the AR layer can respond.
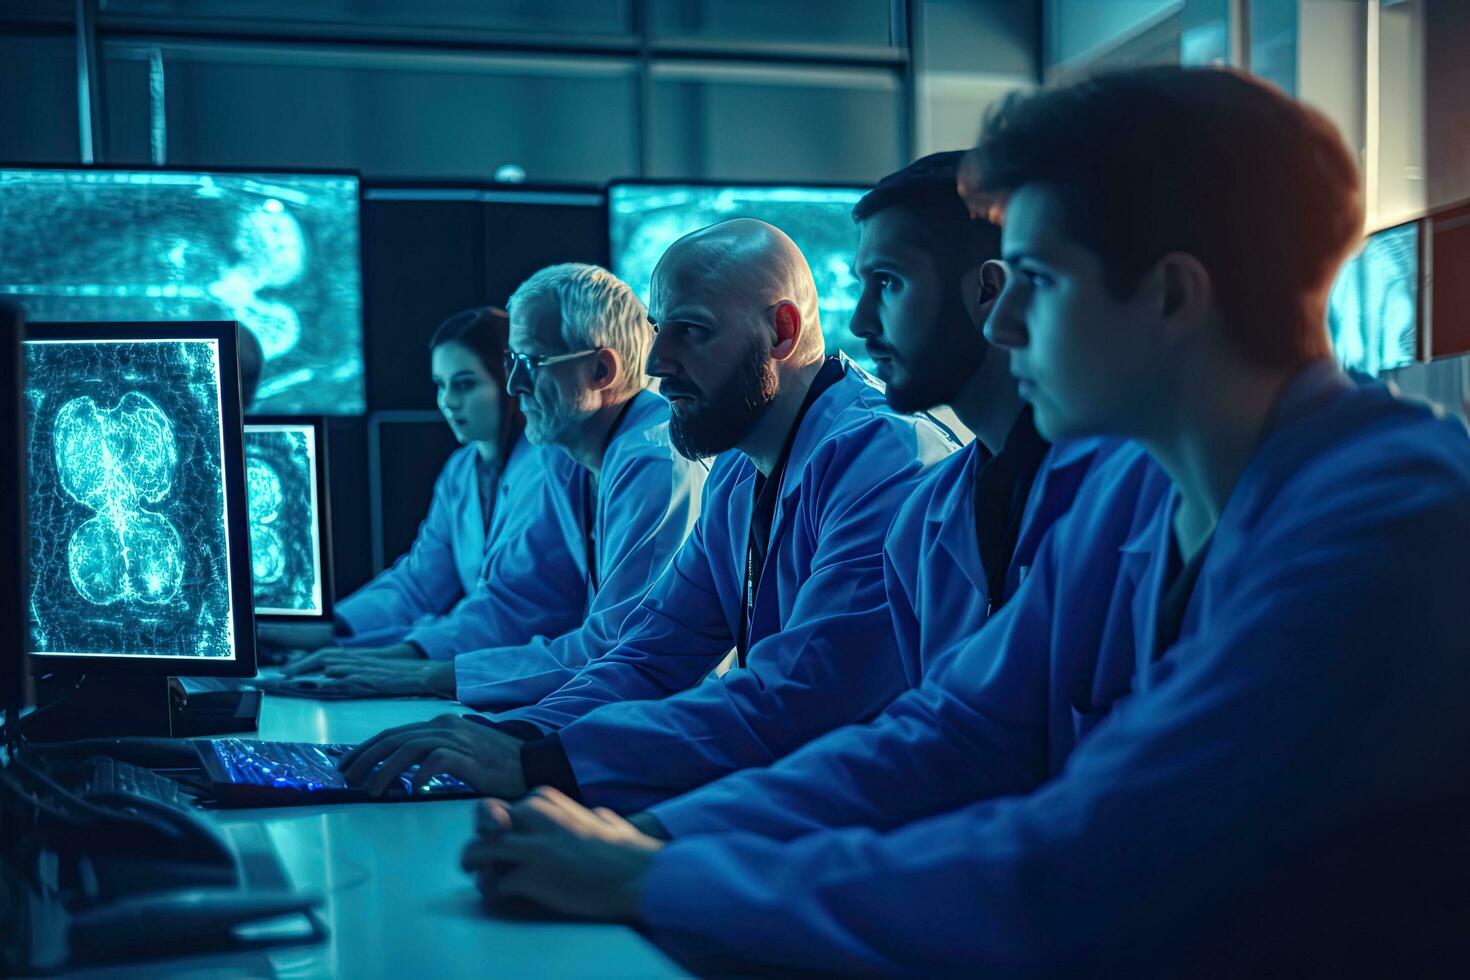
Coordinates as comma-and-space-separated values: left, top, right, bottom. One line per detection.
243, 417, 333, 620
0, 167, 365, 415
22, 321, 254, 673
608, 181, 870, 367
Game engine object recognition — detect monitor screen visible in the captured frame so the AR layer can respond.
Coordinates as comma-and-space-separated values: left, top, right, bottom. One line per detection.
244, 421, 329, 618
0, 168, 365, 415
1326, 220, 1420, 376
608, 183, 869, 367
24, 330, 247, 662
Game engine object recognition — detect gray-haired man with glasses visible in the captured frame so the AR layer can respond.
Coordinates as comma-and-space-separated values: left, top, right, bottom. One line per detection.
285, 263, 706, 699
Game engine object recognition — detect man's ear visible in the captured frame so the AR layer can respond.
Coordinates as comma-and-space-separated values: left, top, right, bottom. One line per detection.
589, 348, 622, 393
769, 300, 802, 362
1150, 252, 1213, 334
971, 259, 1009, 330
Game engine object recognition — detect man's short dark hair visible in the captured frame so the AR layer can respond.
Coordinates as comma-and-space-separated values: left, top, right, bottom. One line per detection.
854, 150, 1001, 273
974, 66, 1362, 368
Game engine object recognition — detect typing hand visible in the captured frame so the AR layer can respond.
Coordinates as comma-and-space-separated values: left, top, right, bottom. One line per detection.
283, 643, 421, 677
257, 621, 336, 653
460, 788, 662, 921
338, 714, 527, 798
278, 660, 456, 699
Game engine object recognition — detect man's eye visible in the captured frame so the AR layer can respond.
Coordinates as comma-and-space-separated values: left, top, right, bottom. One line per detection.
876, 274, 896, 291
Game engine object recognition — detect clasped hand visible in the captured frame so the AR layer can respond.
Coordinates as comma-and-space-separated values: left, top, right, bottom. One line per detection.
460, 788, 663, 921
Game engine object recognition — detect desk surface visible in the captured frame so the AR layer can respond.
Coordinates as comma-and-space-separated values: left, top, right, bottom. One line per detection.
74, 694, 685, 979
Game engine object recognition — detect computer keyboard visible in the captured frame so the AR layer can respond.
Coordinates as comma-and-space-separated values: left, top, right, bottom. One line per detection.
200, 739, 476, 805
72, 755, 199, 809
208, 739, 356, 792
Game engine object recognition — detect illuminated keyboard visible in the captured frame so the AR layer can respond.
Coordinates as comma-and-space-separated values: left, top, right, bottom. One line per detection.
197, 739, 476, 807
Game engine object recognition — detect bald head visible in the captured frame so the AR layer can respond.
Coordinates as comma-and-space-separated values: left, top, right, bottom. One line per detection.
650, 218, 824, 362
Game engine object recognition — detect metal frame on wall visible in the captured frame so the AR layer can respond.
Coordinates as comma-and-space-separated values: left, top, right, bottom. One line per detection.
5, 0, 921, 176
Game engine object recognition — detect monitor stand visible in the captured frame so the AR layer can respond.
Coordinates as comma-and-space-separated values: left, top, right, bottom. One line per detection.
24, 674, 262, 741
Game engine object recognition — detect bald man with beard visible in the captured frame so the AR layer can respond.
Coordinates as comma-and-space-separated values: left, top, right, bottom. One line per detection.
342, 218, 960, 809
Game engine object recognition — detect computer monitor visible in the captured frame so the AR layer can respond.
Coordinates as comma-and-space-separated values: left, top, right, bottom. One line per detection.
22, 321, 255, 681
243, 416, 333, 621
0, 302, 30, 734
0, 166, 365, 415
607, 181, 870, 367
1325, 218, 1422, 376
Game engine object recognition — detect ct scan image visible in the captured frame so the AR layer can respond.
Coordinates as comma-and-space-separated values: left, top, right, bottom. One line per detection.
244, 424, 324, 615
0, 168, 365, 415
609, 184, 871, 368
25, 337, 238, 659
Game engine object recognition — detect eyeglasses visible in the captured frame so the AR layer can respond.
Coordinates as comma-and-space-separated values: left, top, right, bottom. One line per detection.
503, 347, 601, 383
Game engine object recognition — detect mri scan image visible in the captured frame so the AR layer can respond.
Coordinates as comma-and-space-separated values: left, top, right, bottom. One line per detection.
25, 337, 238, 659
0, 168, 364, 414
244, 424, 325, 616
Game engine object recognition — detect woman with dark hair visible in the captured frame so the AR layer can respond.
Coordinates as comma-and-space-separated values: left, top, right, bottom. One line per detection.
260, 307, 587, 657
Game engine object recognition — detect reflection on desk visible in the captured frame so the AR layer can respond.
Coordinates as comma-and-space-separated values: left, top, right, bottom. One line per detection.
191, 695, 682, 978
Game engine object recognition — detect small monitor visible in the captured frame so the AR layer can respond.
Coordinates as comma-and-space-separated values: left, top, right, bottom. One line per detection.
607, 181, 870, 367
0, 167, 365, 415
243, 417, 333, 621
1325, 219, 1422, 376
22, 321, 255, 676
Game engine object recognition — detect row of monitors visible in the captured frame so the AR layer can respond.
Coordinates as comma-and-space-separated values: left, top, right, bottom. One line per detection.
21, 320, 329, 674
0, 166, 1458, 420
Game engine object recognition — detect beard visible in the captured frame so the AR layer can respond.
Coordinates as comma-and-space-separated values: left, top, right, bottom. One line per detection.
882, 291, 988, 414
667, 337, 779, 460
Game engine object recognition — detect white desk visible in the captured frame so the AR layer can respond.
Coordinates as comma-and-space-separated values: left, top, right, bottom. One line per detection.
70, 694, 685, 978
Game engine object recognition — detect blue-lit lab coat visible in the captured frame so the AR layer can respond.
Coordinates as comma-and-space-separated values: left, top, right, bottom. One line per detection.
334, 435, 566, 645
883, 435, 1118, 685
640, 362, 1470, 975
499, 357, 961, 811
337, 434, 590, 657
453, 391, 707, 709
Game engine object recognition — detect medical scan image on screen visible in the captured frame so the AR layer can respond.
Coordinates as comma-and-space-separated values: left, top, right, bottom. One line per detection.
24, 338, 238, 659
609, 184, 870, 367
245, 425, 324, 616
0, 169, 365, 414
1326, 221, 1418, 376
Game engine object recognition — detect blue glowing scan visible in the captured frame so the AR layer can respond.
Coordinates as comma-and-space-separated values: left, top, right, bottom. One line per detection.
1326, 221, 1419, 376
244, 424, 325, 616
24, 338, 238, 660
0, 169, 364, 414
608, 183, 870, 367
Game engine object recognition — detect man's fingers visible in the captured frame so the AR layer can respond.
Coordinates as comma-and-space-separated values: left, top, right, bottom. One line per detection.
338, 720, 435, 772
339, 729, 422, 781
477, 798, 513, 834
362, 738, 444, 796
460, 837, 501, 872
409, 748, 475, 794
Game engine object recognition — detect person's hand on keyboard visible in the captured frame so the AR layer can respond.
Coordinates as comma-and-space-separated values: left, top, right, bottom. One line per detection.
277, 660, 456, 699
283, 643, 422, 677
338, 714, 527, 798
460, 787, 662, 921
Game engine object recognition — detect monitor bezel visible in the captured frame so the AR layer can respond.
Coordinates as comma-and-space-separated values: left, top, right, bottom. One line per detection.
22, 319, 258, 677
0, 162, 369, 417
243, 414, 336, 623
